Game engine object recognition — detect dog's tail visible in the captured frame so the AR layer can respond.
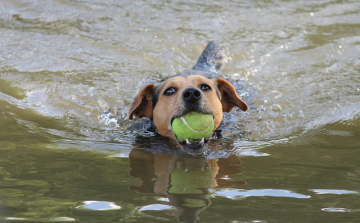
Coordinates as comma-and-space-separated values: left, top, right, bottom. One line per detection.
192, 41, 224, 73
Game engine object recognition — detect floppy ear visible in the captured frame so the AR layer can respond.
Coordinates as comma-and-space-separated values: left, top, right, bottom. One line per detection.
213, 78, 248, 112
128, 84, 156, 120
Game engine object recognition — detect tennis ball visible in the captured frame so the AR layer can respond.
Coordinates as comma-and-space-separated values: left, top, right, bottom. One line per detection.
171, 111, 214, 143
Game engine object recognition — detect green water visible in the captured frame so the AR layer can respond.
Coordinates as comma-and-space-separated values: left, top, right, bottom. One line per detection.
1, 0, 360, 222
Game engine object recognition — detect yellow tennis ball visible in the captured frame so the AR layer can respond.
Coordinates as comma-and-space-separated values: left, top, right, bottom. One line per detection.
171, 111, 214, 143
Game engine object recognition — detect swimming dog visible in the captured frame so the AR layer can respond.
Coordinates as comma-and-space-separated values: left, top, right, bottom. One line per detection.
129, 41, 248, 154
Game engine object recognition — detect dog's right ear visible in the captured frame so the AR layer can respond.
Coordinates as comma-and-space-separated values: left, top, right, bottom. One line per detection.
128, 84, 156, 120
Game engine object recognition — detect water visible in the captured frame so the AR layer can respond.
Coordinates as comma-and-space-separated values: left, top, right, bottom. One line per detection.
1, 0, 360, 222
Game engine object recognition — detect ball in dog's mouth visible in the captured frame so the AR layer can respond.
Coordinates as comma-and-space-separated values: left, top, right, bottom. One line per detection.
171, 111, 214, 154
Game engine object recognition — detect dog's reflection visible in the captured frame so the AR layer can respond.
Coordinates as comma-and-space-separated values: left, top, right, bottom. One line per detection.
129, 149, 246, 222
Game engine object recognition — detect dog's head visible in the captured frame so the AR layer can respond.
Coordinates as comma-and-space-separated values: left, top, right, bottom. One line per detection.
128, 75, 248, 154
129, 41, 248, 154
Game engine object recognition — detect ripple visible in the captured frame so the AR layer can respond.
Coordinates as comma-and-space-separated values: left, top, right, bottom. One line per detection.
321, 207, 352, 213
50, 217, 76, 222
213, 189, 310, 199
5, 217, 76, 222
76, 201, 121, 211
310, 189, 358, 195
139, 204, 174, 211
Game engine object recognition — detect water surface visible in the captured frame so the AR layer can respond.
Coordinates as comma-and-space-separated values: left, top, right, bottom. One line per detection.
1, 0, 360, 222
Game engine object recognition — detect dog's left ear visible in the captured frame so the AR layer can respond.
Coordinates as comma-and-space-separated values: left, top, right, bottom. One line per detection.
213, 78, 248, 112
128, 84, 156, 120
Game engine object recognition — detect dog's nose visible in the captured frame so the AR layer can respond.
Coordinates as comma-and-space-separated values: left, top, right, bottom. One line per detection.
183, 87, 201, 103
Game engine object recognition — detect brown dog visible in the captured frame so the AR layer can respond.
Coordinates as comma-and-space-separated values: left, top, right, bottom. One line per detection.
129, 41, 248, 154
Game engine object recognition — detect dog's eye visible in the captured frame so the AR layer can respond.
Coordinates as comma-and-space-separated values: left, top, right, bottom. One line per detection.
164, 87, 177, 96
199, 84, 211, 92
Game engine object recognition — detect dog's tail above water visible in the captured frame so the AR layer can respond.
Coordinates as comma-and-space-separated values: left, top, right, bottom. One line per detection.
192, 41, 224, 73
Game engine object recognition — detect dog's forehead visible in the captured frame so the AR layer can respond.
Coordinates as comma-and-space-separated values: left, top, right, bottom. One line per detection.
164, 75, 212, 87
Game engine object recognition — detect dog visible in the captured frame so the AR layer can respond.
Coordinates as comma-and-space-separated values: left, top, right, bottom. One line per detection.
128, 41, 248, 154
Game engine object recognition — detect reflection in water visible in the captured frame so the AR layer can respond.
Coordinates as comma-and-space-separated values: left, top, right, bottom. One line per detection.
129, 149, 246, 222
